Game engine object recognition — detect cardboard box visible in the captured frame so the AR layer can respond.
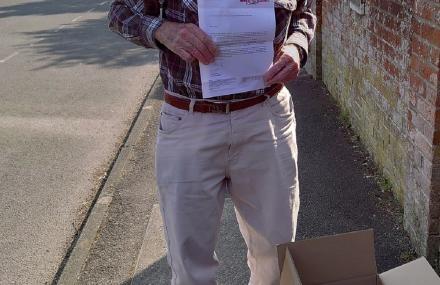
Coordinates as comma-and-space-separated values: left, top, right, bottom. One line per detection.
277, 229, 440, 285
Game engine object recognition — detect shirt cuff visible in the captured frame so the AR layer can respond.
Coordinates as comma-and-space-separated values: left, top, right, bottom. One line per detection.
140, 16, 164, 49
285, 32, 309, 67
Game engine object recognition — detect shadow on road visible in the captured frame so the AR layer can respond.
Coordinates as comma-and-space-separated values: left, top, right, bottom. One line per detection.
20, 17, 158, 70
3, 0, 158, 69
0, 0, 103, 18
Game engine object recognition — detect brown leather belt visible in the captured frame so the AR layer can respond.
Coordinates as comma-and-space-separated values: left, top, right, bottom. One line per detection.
164, 84, 283, 114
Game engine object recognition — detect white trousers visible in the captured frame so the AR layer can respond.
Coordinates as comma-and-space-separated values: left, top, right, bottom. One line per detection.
155, 87, 300, 285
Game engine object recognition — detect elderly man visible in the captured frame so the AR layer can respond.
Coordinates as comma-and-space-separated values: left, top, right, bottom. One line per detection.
108, 1, 316, 284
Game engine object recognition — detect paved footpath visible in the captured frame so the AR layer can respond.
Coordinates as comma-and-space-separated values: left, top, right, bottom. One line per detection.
72, 73, 417, 284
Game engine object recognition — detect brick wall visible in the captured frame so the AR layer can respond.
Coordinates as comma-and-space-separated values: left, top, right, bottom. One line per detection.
306, 0, 440, 265
408, 0, 440, 266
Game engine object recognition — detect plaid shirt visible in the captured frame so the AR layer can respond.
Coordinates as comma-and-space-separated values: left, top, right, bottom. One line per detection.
108, 0, 316, 100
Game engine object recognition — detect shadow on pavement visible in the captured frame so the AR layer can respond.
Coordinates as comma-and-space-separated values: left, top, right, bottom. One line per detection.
19, 17, 158, 70
3, 0, 158, 69
0, 0, 103, 18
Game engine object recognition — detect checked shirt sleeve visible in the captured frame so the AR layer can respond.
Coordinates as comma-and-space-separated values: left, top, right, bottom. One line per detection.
285, 0, 317, 67
108, 0, 163, 49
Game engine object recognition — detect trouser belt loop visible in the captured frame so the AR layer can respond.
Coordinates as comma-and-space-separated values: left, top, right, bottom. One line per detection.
189, 99, 196, 113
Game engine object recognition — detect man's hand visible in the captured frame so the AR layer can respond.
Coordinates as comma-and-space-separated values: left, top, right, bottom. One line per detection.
264, 46, 301, 86
155, 21, 219, 65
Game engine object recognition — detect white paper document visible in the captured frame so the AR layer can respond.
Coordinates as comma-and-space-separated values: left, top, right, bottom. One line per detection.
198, 0, 275, 98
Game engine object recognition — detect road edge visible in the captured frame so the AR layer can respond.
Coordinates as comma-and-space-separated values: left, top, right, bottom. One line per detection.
53, 74, 162, 285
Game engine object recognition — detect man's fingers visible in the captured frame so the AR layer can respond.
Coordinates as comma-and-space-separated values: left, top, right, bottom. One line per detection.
189, 24, 219, 57
188, 47, 209, 64
266, 68, 291, 85
177, 49, 194, 62
264, 60, 286, 83
265, 52, 301, 85
184, 33, 213, 64
176, 26, 209, 64
185, 26, 218, 64
266, 68, 286, 85
266, 65, 299, 85
156, 22, 220, 64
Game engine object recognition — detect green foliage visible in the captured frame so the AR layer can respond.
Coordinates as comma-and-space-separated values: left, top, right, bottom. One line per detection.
339, 107, 351, 128
377, 176, 393, 193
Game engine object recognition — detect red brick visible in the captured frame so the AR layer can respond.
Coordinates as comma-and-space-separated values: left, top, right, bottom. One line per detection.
410, 72, 426, 97
414, 1, 440, 24
374, 23, 402, 48
384, 58, 399, 78
412, 18, 422, 35
373, 0, 405, 19
410, 56, 420, 71
411, 56, 438, 87
413, 18, 440, 48
388, 1, 405, 17
382, 10, 401, 32
419, 61, 438, 86
370, 31, 400, 61
411, 37, 431, 59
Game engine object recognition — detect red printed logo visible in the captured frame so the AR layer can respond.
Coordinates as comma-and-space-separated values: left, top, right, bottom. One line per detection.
240, 0, 269, 4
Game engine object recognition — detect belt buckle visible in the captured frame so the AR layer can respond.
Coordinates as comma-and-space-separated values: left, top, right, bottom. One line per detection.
210, 102, 230, 114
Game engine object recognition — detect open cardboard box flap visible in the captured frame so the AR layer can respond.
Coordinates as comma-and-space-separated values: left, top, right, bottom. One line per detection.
278, 229, 440, 285
378, 257, 440, 285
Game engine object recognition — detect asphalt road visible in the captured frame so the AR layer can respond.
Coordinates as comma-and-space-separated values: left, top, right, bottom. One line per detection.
0, 0, 159, 284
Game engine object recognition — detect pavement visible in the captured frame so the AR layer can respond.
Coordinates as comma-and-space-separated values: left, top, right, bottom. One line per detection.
0, 0, 159, 284
68, 73, 418, 285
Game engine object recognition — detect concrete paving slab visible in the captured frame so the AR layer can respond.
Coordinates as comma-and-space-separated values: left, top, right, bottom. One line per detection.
127, 198, 249, 285
132, 204, 167, 285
